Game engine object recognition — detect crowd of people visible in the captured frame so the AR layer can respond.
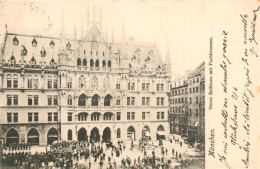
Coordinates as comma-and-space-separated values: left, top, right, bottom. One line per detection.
0, 138, 187, 169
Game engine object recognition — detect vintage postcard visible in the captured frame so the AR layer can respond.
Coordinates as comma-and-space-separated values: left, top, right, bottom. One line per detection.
0, 0, 259, 169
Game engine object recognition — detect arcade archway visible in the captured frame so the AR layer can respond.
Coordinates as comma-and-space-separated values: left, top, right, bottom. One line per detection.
90, 127, 100, 142
156, 125, 165, 140
27, 128, 39, 145
78, 128, 88, 142
102, 127, 111, 142
127, 126, 135, 140
47, 128, 58, 145
6, 128, 19, 145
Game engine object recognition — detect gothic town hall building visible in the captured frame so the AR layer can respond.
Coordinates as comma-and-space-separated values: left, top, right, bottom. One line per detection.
0, 13, 172, 146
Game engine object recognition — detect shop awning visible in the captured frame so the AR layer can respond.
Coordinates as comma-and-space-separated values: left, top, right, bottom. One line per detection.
156, 131, 165, 135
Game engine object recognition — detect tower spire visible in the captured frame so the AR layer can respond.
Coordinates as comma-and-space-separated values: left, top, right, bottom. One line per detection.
165, 41, 172, 64
111, 29, 114, 43
93, 6, 96, 25
121, 19, 126, 44
87, 7, 90, 32
99, 8, 102, 32
59, 4, 65, 50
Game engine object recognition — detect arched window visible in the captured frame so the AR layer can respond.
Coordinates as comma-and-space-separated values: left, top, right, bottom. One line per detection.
104, 94, 112, 106
78, 94, 87, 106
67, 77, 72, 88
68, 130, 72, 140
13, 74, 18, 88
78, 75, 86, 89
91, 94, 100, 106
33, 75, 39, 89
83, 58, 87, 66
95, 59, 99, 67
67, 95, 72, 105
28, 75, 32, 88
77, 58, 81, 66
48, 76, 52, 89
90, 59, 94, 67
91, 76, 98, 88
7, 74, 12, 88
108, 60, 111, 68
91, 112, 100, 121
53, 76, 58, 89
103, 112, 113, 121
102, 60, 106, 67
78, 112, 87, 121
117, 128, 121, 138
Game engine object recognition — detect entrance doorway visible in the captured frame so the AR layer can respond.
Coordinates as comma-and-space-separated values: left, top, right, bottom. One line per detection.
90, 127, 100, 142
27, 128, 39, 145
6, 128, 19, 146
78, 128, 88, 142
102, 127, 111, 142
127, 126, 135, 140
47, 128, 58, 145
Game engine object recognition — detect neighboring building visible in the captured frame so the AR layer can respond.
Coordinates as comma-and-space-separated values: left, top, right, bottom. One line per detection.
0, 9, 172, 146
169, 62, 205, 145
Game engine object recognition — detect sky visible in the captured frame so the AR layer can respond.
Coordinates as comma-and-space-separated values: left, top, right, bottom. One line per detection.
0, 0, 205, 77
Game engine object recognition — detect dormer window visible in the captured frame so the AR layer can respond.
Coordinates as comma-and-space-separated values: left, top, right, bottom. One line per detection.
21, 45, 27, 56
13, 36, 19, 46
31, 56, 36, 63
40, 47, 46, 57
50, 58, 55, 65
32, 38, 37, 47
66, 42, 71, 50
50, 40, 55, 49
103, 52, 105, 56
10, 54, 16, 63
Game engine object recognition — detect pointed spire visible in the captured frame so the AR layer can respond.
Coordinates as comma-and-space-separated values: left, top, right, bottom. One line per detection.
121, 19, 126, 44
93, 6, 96, 24
99, 8, 102, 32
87, 6, 90, 32
111, 29, 114, 43
105, 30, 108, 42
165, 41, 172, 64
59, 4, 65, 50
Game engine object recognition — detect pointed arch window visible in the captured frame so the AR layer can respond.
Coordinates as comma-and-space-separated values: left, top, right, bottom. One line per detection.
28, 75, 32, 88
77, 58, 81, 66
95, 59, 99, 67
67, 95, 72, 105
53, 76, 58, 89
48, 76, 52, 89
102, 60, 106, 67
83, 58, 87, 66
7, 74, 12, 88
90, 59, 94, 67
78, 94, 87, 106
108, 60, 111, 68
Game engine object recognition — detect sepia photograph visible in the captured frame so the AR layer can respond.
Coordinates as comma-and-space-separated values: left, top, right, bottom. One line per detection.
3, 0, 252, 169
